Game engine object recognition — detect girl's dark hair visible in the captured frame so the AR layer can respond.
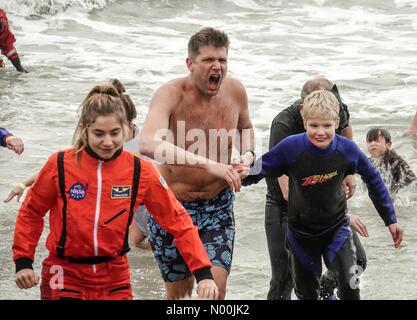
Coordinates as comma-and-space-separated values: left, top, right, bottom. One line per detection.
366, 127, 392, 143
111, 79, 137, 123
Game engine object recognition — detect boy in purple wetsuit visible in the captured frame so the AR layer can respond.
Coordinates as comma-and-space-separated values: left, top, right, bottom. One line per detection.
243, 90, 403, 300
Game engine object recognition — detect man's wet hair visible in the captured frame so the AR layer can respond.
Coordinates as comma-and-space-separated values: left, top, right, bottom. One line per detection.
301, 78, 333, 100
366, 127, 392, 143
188, 27, 230, 59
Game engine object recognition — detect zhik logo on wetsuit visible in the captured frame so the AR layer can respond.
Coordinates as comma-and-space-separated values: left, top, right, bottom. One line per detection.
67, 183, 87, 200
302, 171, 338, 186
111, 186, 131, 199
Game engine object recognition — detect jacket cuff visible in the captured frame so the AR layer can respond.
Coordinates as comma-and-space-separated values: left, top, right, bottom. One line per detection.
385, 217, 397, 226
193, 267, 213, 283
1, 134, 12, 147
15, 258, 33, 273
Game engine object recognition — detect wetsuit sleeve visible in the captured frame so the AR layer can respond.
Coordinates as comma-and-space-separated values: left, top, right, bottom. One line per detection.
353, 145, 397, 225
0, 127, 12, 147
243, 142, 287, 186
13, 154, 58, 271
142, 164, 212, 281
269, 115, 296, 149
337, 103, 350, 133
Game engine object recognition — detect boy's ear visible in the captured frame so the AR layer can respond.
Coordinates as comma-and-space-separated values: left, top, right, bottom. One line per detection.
301, 111, 307, 131
300, 105, 307, 129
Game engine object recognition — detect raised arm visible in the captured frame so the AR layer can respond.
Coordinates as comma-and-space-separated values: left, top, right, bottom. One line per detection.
402, 111, 417, 136
341, 124, 353, 140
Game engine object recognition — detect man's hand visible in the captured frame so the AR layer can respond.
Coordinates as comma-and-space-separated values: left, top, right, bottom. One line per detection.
343, 175, 356, 199
232, 163, 250, 179
388, 223, 404, 248
5, 136, 24, 155
207, 162, 242, 192
196, 279, 219, 300
347, 214, 368, 237
15, 269, 39, 289
240, 151, 255, 167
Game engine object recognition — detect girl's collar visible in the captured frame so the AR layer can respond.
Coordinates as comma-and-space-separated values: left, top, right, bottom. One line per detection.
84, 144, 123, 161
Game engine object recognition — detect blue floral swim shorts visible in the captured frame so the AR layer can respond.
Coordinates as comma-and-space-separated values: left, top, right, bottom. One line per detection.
148, 188, 235, 282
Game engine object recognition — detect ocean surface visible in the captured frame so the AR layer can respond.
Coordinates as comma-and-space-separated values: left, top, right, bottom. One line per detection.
1, 0, 417, 300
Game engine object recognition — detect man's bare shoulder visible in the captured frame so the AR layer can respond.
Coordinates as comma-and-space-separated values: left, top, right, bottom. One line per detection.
151, 77, 188, 108
224, 76, 245, 88
223, 77, 248, 109
159, 77, 188, 92
223, 77, 247, 96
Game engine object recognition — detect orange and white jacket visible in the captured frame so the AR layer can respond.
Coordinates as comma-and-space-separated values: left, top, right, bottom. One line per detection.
0, 9, 19, 61
13, 147, 212, 279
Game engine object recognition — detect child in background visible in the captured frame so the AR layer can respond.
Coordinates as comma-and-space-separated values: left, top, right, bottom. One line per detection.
366, 127, 416, 196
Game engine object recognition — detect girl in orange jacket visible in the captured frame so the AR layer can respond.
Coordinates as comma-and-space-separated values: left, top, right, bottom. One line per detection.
13, 84, 219, 300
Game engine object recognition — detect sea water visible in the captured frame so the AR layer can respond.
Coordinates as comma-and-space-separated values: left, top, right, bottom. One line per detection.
1, 0, 417, 299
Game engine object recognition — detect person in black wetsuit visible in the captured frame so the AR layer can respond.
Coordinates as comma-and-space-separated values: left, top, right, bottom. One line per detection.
245, 90, 403, 300
264, 77, 367, 299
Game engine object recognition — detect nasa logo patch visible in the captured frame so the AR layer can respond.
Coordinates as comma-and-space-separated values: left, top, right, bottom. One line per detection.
68, 183, 87, 201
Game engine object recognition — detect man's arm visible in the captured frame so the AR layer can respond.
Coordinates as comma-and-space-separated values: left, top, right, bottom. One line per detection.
139, 83, 241, 191
278, 175, 289, 200
341, 124, 353, 140
235, 79, 255, 166
402, 111, 417, 136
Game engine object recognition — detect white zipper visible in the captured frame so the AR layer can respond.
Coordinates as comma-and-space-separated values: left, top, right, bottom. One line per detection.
92, 160, 103, 273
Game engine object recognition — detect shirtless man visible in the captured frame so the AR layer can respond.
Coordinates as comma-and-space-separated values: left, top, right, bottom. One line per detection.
140, 27, 254, 299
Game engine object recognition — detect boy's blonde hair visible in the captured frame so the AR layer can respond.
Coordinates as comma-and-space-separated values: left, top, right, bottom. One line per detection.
302, 90, 340, 121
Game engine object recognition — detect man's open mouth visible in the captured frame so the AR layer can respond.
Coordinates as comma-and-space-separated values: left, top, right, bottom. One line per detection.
209, 74, 221, 87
